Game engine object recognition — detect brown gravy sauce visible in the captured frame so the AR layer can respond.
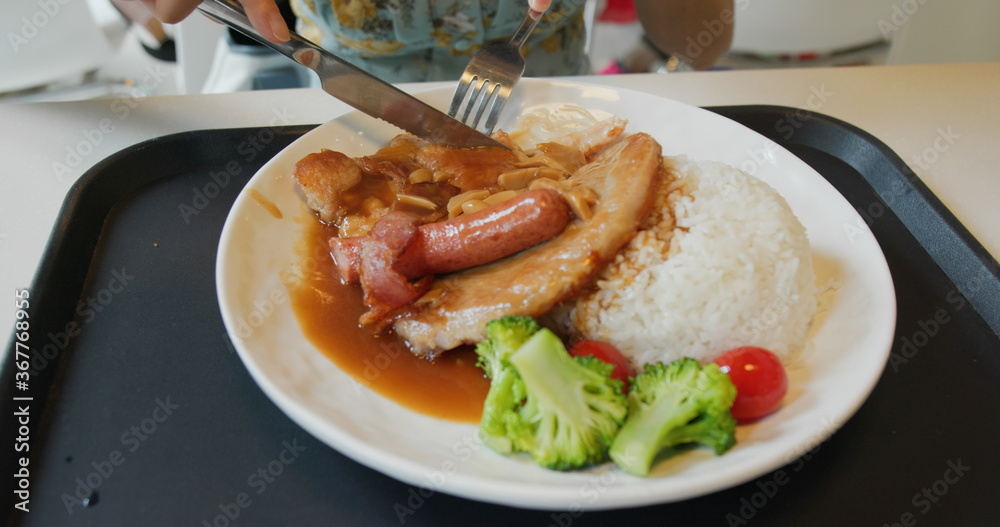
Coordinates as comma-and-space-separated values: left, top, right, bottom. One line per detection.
287, 215, 489, 422
248, 189, 284, 219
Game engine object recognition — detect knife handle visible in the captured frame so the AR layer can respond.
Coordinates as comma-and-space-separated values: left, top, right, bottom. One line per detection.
196, 0, 325, 73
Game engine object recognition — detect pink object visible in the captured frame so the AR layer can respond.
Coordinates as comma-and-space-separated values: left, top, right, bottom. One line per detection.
598, 61, 627, 75
598, 0, 637, 23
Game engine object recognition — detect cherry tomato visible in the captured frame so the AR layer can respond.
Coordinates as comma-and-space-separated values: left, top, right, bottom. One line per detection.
568, 340, 636, 391
714, 346, 788, 422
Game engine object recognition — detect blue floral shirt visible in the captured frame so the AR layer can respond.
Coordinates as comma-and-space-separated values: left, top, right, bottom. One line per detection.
290, 0, 589, 82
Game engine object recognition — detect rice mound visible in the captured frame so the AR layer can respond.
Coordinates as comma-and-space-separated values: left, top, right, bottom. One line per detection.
568, 155, 817, 367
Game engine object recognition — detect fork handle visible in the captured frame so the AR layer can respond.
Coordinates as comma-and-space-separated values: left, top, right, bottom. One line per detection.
196, 0, 326, 73
510, 8, 544, 48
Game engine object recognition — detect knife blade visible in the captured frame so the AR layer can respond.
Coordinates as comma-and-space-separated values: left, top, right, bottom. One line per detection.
197, 0, 507, 150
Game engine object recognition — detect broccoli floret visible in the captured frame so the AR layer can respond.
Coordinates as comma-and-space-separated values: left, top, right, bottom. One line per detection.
477, 366, 527, 454
505, 329, 628, 470
475, 315, 541, 380
474, 316, 540, 453
610, 358, 737, 477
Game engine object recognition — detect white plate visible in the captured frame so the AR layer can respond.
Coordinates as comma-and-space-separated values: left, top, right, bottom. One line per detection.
216, 78, 896, 510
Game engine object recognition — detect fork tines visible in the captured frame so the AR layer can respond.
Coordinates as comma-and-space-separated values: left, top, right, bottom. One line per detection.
450, 76, 510, 136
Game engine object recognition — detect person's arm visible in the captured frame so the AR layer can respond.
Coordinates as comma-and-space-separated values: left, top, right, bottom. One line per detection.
633, 0, 734, 71
140, 0, 290, 42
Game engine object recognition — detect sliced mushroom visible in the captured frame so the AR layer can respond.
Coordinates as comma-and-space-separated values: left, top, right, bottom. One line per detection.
573, 184, 600, 205
564, 188, 593, 222
515, 154, 569, 173
527, 177, 571, 192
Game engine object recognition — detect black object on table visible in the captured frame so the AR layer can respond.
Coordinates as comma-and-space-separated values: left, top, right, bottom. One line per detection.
3, 106, 999, 526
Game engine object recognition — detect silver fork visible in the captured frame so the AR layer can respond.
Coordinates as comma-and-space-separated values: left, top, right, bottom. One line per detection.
448, 7, 544, 135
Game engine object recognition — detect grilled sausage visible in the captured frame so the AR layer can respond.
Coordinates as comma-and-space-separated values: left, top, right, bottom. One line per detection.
329, 188, 570, 284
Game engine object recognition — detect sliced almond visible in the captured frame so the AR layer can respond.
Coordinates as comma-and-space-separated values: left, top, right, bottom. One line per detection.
447, 189, 490, 217
461, 199, 489, 216
407, 168, 433, 184
483, 190, 520, 205
515, 154, 569, 173
497, 168, 537, 190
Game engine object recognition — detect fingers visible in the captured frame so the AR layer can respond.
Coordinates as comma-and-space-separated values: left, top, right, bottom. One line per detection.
239, 0, 290, 42
142, 0, 288, 43
142, 0, 202, 24
528, 0, 552, 12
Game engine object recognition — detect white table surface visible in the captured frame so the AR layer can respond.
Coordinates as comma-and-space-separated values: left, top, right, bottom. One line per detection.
1, 61, 998, 348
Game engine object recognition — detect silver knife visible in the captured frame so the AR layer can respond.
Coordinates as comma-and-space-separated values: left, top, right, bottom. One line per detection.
197, 0, 507, 149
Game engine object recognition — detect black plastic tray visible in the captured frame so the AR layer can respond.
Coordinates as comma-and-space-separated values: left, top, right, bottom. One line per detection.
4, 106, 999, 526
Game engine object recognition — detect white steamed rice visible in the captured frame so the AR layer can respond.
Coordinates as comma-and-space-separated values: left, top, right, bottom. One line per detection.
567, 155, 817, 368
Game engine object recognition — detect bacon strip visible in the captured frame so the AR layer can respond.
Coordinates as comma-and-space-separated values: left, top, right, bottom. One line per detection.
358, 212, 433, 326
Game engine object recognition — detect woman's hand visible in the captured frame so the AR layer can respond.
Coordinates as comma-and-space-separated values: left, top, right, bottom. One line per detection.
141, 0, 290, 42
